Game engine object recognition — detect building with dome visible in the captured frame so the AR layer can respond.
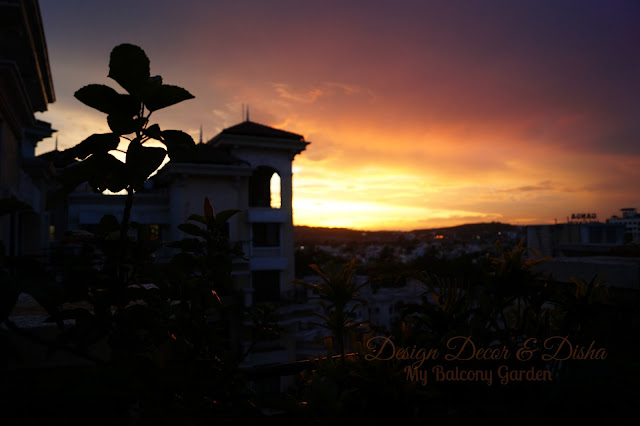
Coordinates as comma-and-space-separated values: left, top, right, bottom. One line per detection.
51, 120, 309, 309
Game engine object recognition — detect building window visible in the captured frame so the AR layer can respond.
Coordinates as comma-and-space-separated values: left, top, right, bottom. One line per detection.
249, 166, 281, 209
270, 173, 281, 209
253, 223, 280, 247
252, 270, 280, 303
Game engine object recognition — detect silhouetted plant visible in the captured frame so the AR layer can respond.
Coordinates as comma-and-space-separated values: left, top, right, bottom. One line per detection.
399, 272, 474, 347
51, 43, 195, 240
2, 45, 273, 425
291, 260, 423, 425
21, 196, 261, 424
243, 302, 281, 359
122, 197, 260, 424
294, 259, 368, 361
40, 43, 197, 320
477, 238, 553, 340
160, 197, 243, 360
290, 335, 433, 425
19, 44, 197, 365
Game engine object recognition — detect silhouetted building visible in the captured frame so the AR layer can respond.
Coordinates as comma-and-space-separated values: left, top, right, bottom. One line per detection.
56, 120, 309, 308
607, 207, 640, 244
534, 256, 640, 290
42, 120, 309, 389
527, 223, 625, 258
0, 0, 56, 256
527, 223, 639, 289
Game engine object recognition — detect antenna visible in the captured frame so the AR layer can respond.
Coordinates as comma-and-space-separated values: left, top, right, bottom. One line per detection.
246, 105, 250, 122
55, 134, 58, 151
199, 124, 203, 144
241, 103, 245, 122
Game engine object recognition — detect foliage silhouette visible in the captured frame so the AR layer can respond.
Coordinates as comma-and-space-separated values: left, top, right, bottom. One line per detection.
294, 260, 368, 362
285, 238, 639, 425
50, 43, 195, 240
2, 45, 276, 425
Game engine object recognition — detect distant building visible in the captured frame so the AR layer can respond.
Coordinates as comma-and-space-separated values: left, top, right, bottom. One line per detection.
534, 256, 640, 290
51, 120, 309, 309
290, 274, 426, 356
360, 278, 425, 330
526, 223, 625, 258
0, 0, 56, 256
526, 221, 639, 290
606, 208, 640, 244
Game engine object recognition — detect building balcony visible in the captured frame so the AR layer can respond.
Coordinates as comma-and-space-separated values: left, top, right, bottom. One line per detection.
248, 208, 286, 223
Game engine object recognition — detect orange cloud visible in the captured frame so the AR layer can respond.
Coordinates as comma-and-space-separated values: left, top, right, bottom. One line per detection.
35, 0, 640, 230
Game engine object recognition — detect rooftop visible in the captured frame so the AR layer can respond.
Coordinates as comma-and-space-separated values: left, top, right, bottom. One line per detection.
210, 120, 305, 143
177, 143, 248, 165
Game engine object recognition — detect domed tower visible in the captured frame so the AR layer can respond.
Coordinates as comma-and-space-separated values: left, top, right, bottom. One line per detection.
207, 120, 309, 306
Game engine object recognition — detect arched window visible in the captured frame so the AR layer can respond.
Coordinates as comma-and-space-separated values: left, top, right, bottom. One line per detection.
249, 166, 281, 209
270, 173, 281, 209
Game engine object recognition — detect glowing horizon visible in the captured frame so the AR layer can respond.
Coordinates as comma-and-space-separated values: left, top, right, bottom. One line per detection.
34, 1, 640, 231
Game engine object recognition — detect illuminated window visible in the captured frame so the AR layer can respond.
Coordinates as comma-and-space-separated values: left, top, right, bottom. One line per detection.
249, 166, 281, 209
49, 225, 55, 242
270, 173, 281, 209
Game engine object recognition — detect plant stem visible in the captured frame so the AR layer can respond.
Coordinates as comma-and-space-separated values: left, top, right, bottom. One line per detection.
121, 187, 134, 241
112, 187, 135, 306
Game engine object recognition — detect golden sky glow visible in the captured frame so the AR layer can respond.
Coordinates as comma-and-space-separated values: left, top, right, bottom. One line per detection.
35, 0, 640, 231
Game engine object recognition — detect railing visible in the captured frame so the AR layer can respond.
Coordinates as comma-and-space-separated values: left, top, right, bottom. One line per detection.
241, 353, 358, 379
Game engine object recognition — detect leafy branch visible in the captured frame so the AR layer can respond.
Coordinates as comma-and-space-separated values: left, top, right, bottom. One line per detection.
50, 43, 196, 240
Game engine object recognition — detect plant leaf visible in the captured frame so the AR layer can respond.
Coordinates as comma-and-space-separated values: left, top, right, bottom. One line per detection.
126, 145, 166, 190
85, 152, 128, 193
56, 160, 93, 187
204, 197, 214, 219
143, 124, 163, 141
117, 94, 142, 117
177, 223, 207, 238
187, 214, 207, 224
107, 113, 145, 135
215, 209, 241, 227
140, 84, 194, 112
66, 133, 120, 160
74, 85, 140, 117
108, 44, 150, 94
55, 152, 125, 193
161, 130, 196, 161
74, 84, 120, 114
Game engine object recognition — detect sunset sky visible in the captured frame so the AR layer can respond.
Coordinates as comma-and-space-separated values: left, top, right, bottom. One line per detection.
35, 0, 640, 231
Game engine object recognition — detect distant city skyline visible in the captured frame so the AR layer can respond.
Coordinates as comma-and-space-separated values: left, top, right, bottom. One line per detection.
35, 0, 640, 231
